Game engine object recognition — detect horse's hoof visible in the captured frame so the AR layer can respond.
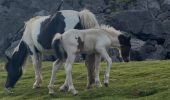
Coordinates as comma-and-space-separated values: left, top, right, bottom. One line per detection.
49, 91, 55, 95
59, 85, 68, 92
48, 85, 55, 95
86, 85, 93, 89
104, 83, 109, 87
59, 88, 66, 92
72, 90, 78, 96
96, 84, 102, 88
33, 81, 42, 89
33, 85, 41, 89
95, 81, 102, 88
33, 83, 41, 89
68, 88, 78, 96
5, 88, 14, 93
48, 90, 55, 96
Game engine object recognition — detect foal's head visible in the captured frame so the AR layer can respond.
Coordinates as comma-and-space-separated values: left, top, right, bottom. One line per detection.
100, 25, 131, 62
118, 33, 131, 62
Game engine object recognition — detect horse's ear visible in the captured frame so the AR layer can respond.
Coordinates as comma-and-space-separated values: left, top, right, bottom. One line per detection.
56, 0, 64, 11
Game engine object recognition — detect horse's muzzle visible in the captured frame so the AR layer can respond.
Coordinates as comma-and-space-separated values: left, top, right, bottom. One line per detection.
4, 87, 14, 93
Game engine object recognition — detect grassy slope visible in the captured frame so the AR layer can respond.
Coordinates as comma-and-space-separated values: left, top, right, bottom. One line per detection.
0, 60, 170, 100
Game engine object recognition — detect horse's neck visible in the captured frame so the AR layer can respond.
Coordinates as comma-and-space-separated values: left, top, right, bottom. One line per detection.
104, 32, 120, 48
100, 30, 117, 45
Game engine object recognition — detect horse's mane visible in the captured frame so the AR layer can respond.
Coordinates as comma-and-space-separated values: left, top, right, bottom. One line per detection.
100, 24, 122, 36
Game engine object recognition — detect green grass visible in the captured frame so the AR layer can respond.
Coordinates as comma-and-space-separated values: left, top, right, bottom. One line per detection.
0, 60, 170, 100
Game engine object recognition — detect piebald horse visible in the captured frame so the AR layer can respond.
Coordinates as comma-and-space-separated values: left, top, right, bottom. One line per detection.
5, 9, 99, 91
49, 25, 131, 95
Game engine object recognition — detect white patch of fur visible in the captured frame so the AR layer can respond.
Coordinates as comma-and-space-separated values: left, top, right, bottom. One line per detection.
60, 10, 80, 31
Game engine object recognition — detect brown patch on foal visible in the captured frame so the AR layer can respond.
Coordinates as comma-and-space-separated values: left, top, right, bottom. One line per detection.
77, 37, 84, 51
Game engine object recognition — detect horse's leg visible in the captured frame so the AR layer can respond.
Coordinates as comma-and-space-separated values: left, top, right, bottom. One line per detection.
97, 48, 112, 87
48, 60, 63, 94
94, 54, 102, 88
85, 53, 95, 89
64, 54, 78, 95
31, 51, 43, 88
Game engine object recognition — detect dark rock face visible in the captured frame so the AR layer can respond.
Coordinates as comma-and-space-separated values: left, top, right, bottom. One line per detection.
1, 0, 170, 61
105, 0, 170, 61
0, 0, 59, 56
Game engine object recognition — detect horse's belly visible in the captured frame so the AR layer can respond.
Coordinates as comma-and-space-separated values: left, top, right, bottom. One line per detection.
41, 49, 55, 55
82, 44, 96, 54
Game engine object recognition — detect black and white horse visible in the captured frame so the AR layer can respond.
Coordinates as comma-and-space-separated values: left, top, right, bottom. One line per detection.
48, 25, 131, 95
5, 9, 99, 91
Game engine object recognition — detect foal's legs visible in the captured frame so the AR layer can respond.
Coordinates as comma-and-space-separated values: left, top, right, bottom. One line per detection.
31, 49, 42, 88
94, 54, 102, 87
97, 48, 112, 87
63, 54, 78, 95
48, 60, 63, 94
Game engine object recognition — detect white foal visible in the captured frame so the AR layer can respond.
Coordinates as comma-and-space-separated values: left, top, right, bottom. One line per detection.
48, 25, 131, 95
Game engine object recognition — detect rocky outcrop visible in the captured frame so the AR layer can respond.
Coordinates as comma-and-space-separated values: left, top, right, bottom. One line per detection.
104, 0, 170, 60
1, 0, 170, 61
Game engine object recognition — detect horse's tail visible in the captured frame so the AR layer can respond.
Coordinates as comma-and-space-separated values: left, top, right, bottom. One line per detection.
52, 33, 66, 60
53, 33, 62, 40
79, 9, 99, 29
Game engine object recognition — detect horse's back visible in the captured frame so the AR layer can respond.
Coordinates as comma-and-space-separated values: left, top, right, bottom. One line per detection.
22, 9, 98, 53
59, 10, 79, 15
61, 29, 110, 53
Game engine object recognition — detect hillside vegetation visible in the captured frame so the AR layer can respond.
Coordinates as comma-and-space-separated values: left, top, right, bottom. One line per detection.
0, 60, 170, 100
